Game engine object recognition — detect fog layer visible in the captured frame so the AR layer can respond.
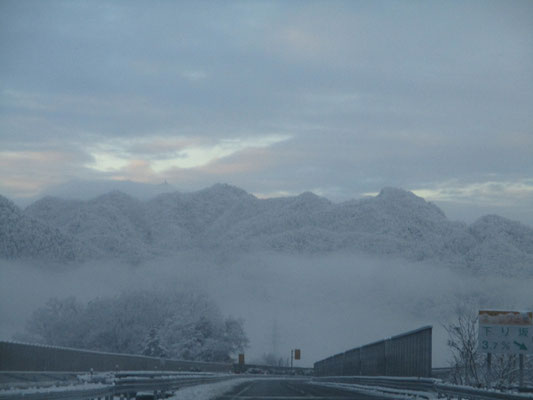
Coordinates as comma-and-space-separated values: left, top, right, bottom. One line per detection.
1, 252, 531, 367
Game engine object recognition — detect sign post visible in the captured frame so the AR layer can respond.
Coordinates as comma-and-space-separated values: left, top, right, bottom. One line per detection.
520, 354, 525, 389
238, 353, 245, 373
290, 349, 301, 369
478, 310, 533, 388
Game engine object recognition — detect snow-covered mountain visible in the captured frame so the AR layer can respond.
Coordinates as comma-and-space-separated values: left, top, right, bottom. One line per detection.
3, 184, 533, 276
24, 191, 156, 263
0, 195, 82, 262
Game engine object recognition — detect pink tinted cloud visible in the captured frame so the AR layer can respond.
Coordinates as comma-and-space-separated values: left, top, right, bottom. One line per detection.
196, 147, 277, 175
109, 159, 158, 183
0, 150, 84, 197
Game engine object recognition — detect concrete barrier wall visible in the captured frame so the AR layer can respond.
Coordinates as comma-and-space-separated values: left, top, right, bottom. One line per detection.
314, 326, 432, 378
0, 341, 232, 373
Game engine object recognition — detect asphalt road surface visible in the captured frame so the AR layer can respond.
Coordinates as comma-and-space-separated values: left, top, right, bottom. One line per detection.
214, 378, 394, 400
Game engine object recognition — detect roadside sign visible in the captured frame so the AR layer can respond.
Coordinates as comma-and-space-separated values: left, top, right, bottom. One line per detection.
294, 349, 301, 360
238, 354, 245, 365
478, 310, 533, 354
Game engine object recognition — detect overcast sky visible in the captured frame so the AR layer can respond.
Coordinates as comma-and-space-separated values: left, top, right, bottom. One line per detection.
1, 0, 532, 224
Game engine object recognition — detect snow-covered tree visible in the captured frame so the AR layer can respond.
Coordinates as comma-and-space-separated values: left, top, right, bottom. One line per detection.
260, 352, 288, 367
141, 328, 168, 358
18, 288, 248, 363
159, 298, 247, 362
222, 317, 248, 358
20, 297, 86, 348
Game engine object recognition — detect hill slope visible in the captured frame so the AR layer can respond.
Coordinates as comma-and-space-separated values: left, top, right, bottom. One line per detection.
0, 195, 81, 262
3, 185, 532, 276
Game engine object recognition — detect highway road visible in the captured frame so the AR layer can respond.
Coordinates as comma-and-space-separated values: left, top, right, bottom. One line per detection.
214, 378, 394, 400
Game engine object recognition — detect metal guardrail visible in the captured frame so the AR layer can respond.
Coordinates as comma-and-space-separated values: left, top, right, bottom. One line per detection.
0, 372, 236, 400
3, 372, 533, 400
314, 376, 437, 393
0, 372, 81, 391
313, 376, 533, 400
435, 382, 533, 400
0, 387, 112, 400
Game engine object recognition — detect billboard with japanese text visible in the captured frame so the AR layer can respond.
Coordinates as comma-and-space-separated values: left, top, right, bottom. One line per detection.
478, 310, 533, 354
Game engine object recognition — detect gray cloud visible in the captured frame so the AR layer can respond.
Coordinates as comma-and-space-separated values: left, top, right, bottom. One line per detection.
1, 0, 532, 223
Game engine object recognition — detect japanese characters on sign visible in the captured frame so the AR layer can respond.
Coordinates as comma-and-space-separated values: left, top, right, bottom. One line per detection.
478, 310, 533, 354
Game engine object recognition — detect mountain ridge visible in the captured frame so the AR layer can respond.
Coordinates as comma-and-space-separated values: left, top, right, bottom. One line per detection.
2, 184, 532, 277
0, 195, 82, 262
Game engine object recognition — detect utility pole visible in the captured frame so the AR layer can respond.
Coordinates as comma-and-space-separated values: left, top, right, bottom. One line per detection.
272, 320, 280, 357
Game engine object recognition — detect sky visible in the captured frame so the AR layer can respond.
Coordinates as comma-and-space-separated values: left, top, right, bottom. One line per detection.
1, 0, 532, 225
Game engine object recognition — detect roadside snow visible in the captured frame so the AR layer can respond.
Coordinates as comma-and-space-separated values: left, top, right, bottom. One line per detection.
0, 382, 108, 396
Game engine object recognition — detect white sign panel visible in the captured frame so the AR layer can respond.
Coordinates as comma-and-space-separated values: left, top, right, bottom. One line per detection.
478, 310, 533, 354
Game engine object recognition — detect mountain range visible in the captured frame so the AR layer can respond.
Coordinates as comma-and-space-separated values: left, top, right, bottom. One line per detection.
1, 184, 532, 277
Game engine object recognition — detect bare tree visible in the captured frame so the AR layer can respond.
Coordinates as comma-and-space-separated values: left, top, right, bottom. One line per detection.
444, 306, 528, 389
443, 306, 483, 386
488, 354, 520, 388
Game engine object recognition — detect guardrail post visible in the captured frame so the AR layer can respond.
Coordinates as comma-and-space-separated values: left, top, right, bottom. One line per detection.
519, 354, 524, 389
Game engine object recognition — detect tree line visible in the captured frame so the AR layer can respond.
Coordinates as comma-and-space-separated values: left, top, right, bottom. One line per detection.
15, 288, 248, 363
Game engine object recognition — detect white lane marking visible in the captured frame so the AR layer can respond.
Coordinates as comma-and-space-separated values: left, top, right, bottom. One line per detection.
218, 397, 334, 399
227, 381, 257, 399
282, 381, 309, 396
